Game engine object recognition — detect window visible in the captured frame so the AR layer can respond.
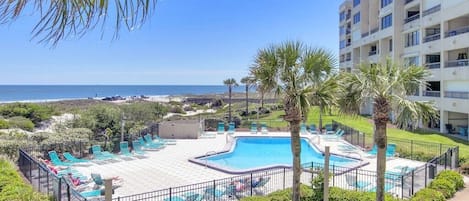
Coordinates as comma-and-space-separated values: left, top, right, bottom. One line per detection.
381, 0, 393, 8
381, 14, 392, 29
340, 40, 346, 49
389, 39, 393, 52
404, 56, 419, 66
340, 11, 345, 22
353, 0, 360, 7
405, 30, 419, 47
353, 12, 360, 24
340, 26, 345, 35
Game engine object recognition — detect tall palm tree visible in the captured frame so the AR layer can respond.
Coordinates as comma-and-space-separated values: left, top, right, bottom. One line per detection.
339, 60, 437, 201
240, 76, 255, 117
0, 1, 157, 45
250, 41, 336, 201
223, 78, 239, 122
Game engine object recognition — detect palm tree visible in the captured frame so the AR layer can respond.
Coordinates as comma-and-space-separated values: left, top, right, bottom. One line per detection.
309, 75, 340, 131
0, 1, 157, 45
240, 76, 255, 117
339, 60, 437, 201
223, 78, 239, 122
250, 41, 336, 201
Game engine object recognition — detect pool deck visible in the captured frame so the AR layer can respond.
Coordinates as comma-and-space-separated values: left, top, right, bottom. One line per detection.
74, 131, 425, 198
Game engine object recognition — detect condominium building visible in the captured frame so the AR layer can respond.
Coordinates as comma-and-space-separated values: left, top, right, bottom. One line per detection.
339, 0, 469, 138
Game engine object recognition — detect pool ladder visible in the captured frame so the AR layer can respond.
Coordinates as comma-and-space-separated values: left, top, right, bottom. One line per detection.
204, 151, 217, 168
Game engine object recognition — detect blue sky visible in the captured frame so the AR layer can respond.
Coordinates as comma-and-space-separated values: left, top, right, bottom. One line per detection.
0, 0, 341, 85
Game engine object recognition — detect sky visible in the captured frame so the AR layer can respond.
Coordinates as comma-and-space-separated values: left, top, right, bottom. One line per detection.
0, 0, 342, 85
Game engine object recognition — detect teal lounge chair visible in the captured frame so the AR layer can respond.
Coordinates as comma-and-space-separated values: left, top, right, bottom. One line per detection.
300, 123, 307, 134
345, 174, 371, 190
63, 152, 89, 163
143, 135, 166, 148
139, 137, 165, 150
164, 196, 185, 201
250, 122, 257, 134
132, 140, 146, 155
91, 145, 116, 160
368, 182, 395, 193
204, 184, 235, 200
184, 192, 204, 201
227, 122, 235, 135
324, 124, 334, 134
309, 124, 318, 134
48, 151, 73, 166
323, 130, 345, 141
367, 143, 396, 157
153, 134, 177, 145
119, 141, 134, 157
261, 123, 268, 134
217, 122, 225, 134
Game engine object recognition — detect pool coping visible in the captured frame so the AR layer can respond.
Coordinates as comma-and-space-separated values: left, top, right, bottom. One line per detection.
188, 135, 369, 174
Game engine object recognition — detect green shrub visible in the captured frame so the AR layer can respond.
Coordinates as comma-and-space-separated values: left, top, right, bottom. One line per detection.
0, 118, 8, 129
410, 188, 445, 201
0, 157, 49, 201
0, 102, 55, 125
429, 178, 456, 198
435, 170, 464, 190
240, 197, 270, 201
0, 140, 30, 159
7, 116, 35, 131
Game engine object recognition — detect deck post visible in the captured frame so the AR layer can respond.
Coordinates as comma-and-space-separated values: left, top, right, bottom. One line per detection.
104, 178, 113, 201
324, 146, 330, 201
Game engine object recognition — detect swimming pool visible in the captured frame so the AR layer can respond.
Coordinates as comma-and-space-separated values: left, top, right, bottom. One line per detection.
191, 137, 360, 173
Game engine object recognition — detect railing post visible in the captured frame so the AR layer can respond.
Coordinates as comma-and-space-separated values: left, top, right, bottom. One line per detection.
401, 175, 404, 198
424, 163, 427, 187
250, 173, 253, 196
332, 165, 335, 186
212, 180, 216, 200
58, 177, 62, 201
439, 143, 442, 156
355, 169, 358, 191
29, 158, 32, 183
410, 140, 413, 160
444, 152, 448, 169
169, 187, 172, 201
283, 168, 286, 190
411, 170, 415, 195
67, 180, 71, 201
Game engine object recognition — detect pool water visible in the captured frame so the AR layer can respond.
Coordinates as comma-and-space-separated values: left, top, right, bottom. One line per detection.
202, 137, 357, 171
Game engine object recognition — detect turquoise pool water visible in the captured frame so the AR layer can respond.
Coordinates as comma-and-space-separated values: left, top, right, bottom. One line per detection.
202, 137, 357, 171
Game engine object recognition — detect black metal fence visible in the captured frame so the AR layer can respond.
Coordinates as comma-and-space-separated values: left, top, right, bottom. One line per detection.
332, 120, 456, 162
18, 148, 87, 201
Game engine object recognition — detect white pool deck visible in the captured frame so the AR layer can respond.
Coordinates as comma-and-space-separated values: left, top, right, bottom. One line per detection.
74, 131, 425, 198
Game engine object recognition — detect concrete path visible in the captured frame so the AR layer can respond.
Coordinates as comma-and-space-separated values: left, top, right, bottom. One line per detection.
448, 176, 469, 201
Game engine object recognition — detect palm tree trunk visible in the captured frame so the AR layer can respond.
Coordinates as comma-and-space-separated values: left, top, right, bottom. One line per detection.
319, 104, 323, 134
373, 97, 389, 201
290, 120, 301, 201
229, 86, 232, 122
245, 85, 249, 116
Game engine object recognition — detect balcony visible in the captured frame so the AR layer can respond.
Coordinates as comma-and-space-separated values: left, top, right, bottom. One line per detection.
346, 29, 351, 35
361, 32, 369, 38
423, 5, 441, 17
444, 91, 469, 99
423, 33, 440, 43
404, 14, 420, 24
446, 59, 469, 68
405, 0, 415, 4
346, 13, 351, 20
346, 57, 352, 62
423, 91, 441, 97
368, 50, 377, 56
425, 62, 440, 69
370, 27, 379, 35
445, 26, 469, 38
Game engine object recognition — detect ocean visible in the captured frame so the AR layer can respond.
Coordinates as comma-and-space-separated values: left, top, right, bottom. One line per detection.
0, 85, 248, 102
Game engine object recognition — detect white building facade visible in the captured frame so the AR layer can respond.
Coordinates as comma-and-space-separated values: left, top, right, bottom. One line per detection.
339, 0, 469, 137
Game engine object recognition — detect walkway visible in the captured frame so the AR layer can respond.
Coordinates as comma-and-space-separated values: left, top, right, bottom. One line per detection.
448, 176, 469, 201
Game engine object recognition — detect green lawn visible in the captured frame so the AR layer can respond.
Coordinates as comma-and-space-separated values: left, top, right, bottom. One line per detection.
257, 107, 469, 160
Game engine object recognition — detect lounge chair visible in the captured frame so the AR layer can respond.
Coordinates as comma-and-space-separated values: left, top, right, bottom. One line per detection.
48, 151, 73, 166
345, 174, 371, 190
368, 182, 395, 193
227, 122, 235, 135
385, 166, 414, 182
217, 122, 225, 134
119, 141, 134, 157
309, 124, 318, 134
203, 186, 231, 200
153, 135, 177, 145
323, 130, 345, 141
251, 176, 271, 194
91, 145, 116, 160
164, 196, 185, 201
139, 137, 165, 150
261, 123, 268, 134
80, 189, 103, 198
131, 140, 146, 155
250, 122, 257, 134
184, 192, 204, 201
91, 173, 123, 188
300, 123, 308, 134
63, 152, 89, 163
324, 124, 334, 134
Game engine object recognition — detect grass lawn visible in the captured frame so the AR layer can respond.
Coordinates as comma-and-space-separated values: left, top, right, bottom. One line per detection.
257, 107, 469, 160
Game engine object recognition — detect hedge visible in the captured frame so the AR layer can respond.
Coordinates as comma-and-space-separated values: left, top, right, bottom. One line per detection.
410, 170, 463, 200
435, 170, 464, 190
410, 188, 445, 201
0, 157, 50, 201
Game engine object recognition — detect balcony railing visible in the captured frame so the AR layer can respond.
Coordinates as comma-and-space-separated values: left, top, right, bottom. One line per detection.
404, 14, 420, 24
369, 50, 377, 56
446, 59, 469, 68
346, 42, 351, 47
445, 25, 469, 38
405, 0, 415, 4
346, 13, 351, 20
444, 91, 469, 99
423, 91, 441, 97
346, 57, 352, 61
423, 4, 441, 17
423, 33, 440, 43
425, 62, 440, 69
370, 27, 379, 35
346, 29, 351, 34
